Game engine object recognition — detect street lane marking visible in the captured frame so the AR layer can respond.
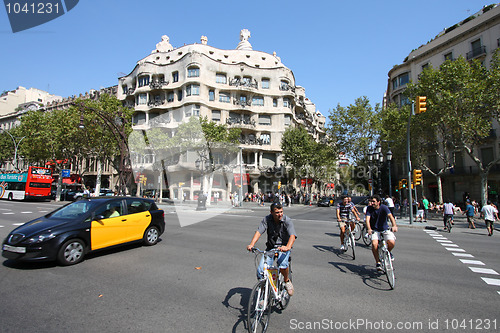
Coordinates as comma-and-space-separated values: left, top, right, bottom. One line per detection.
441, 243, 458, 247
481, 278, 500, 286
436, 240, 453, 243
21, 211, 32, 214
460, 259, 485, 265
12, 223, 23, 226
451, 253, 474, 257
445, 247, 465, 252
468, 267, 499, 275
3, 212, 14, 215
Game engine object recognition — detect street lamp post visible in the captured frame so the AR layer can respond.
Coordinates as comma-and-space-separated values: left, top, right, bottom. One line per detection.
76, 102, 131, 195
195, 150, 211, 211
386, 149, 393, 198
2, 131, 26, 171
367, 149, 373, 196
374, 144, 383, 195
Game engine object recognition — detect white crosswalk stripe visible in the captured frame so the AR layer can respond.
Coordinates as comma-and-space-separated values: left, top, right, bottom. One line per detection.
468, 267, 499, 275
424, 230, 498, 295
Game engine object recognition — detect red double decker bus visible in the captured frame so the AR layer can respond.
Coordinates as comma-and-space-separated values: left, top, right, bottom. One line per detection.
0, 166, 53, 200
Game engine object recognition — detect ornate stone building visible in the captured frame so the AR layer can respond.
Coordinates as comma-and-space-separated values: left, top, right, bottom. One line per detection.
118, 30, 326, 201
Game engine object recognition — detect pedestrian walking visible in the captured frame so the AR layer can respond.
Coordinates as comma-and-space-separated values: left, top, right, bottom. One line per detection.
480, 200, 498, 236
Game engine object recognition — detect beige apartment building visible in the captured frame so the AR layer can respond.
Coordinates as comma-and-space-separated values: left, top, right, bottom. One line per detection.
118, 30, 326, 201
386, 3, 500, 203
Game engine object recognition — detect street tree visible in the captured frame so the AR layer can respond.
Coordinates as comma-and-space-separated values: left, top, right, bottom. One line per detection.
327, 96, 381, 164
406, 52, 500, 204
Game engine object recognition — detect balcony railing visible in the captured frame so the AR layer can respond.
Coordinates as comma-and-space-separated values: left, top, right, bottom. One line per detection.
466, 46, 486, 60
149, 80, 169, 90
229, 77, 258, 89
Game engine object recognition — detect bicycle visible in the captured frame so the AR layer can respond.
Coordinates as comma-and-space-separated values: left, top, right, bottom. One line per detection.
444, 214, 452, 233
247, 248, 292, 333
340, 218, 355, 260
361, 223, 372, 246
354, 220, 362, 241
376, 233, 395, 289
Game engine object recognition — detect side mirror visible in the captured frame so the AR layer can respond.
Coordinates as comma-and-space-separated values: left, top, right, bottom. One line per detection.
94, 215, 105, 221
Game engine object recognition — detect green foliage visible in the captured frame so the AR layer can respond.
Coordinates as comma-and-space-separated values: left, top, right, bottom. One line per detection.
327, 96, 381, 163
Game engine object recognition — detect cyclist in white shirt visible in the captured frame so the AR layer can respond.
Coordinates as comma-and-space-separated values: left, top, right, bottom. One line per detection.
481, 200, 498, 236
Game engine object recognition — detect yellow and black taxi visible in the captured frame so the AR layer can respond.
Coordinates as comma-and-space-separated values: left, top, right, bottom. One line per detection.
2, 197, 165, 265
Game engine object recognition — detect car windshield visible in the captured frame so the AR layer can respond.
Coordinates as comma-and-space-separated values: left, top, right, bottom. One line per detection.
48, 200, 100, 219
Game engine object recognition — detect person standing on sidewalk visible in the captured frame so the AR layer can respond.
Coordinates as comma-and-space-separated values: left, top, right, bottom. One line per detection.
422, 196, 429, 222
463, 200, 476, 229
480, 200, 498, 236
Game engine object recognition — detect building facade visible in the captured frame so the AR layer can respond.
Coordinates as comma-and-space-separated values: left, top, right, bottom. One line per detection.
118, 30, 326, 202
386, 3, 500, 203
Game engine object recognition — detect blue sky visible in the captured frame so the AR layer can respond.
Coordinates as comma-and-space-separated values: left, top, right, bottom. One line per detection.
1, 0, 495, 118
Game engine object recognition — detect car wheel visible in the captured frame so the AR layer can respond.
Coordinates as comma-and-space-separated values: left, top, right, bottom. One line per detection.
57, 239, 85, 265
143, 226, 160, 246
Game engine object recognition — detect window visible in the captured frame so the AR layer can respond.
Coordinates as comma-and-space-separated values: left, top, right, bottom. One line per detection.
172, 71, 179, 83
392, 72, 409, 90
283, 98, 289, 108
284, 114, 291, 126
273, 98, 277, 107
193, 104, 200, 117
187, 66, 200, 77
260, 134, 271, 145
212, 110, 221, 122
252, 96, 264, 106
137, 93, 147, 105
216, 73, 227, 84
261, 78, 270, 89
185, 109, 192, 117
259, 115, 271, 125
167, 92, 174, 102
444, 52, 453, 61
219, 92, 230, 103
138, 75, 150, 87
280, 80, 289, 90
209, 90, 215, 101
122, 85, 128, 95
134, 112, 146, 125
186, 84, 200, 96
242, 76, 251, 85
177, 90, 182, 101
240, 95, 247, 105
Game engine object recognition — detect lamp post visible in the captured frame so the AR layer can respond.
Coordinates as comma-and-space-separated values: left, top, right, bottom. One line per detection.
76, 102, 131, 195
367, 149, 373, 196
195, 150, 211, 211
2, 130, 26, 171
375, 144, 383, 195
386, 149, 393, 197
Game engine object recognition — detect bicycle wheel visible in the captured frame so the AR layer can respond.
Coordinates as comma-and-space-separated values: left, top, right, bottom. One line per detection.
384, 250, 396, 289
277, 264, 292, 310
248, 280, 271, 333
354, 222, 362, 241
349, 231, 356, 260
447, 217, 452, 233
362, 226, 372, 246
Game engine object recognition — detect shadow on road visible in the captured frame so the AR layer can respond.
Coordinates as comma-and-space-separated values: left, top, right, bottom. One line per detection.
328, 261, 393, 291
222, 286, 252, 333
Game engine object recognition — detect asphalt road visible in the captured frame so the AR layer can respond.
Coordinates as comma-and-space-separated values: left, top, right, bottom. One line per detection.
0, 200, 499, 332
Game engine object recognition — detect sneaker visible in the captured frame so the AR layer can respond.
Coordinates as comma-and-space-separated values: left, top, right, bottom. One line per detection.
376, 262, 384, 272
340, 244, 346, 251
284, 280, 294, 296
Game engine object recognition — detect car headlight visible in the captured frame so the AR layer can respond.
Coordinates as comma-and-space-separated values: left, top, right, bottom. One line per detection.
27, 233, 57, 244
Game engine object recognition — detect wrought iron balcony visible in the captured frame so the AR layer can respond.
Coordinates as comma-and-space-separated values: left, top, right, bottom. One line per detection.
466, 46, 486, 60
229, 77, 258, 89
149, 80, 169, 90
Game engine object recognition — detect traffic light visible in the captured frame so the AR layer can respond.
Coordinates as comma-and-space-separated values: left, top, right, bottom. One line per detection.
398, 180, 403, 190
413, 169, 422, 185
395, 185, 399, 193
278, 181, 281, 189
401, 179, 407, 188
416, 96, 427, 114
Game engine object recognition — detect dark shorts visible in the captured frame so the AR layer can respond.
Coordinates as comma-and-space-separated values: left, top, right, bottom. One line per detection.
485, 219, 494, 228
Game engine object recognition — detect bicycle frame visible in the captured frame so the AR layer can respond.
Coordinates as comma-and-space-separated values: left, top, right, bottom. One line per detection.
254, 249, 286, 306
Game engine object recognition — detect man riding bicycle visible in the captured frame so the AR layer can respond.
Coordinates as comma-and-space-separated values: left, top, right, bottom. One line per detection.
247, 202, 297, 296
336, 195, 360, 251
365, 194, 398, 272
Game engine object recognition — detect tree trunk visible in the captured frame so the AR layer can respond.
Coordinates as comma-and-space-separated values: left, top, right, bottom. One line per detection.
480, 171, 488, 205
437, 175, 443, 204
94, 159, 102, 197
